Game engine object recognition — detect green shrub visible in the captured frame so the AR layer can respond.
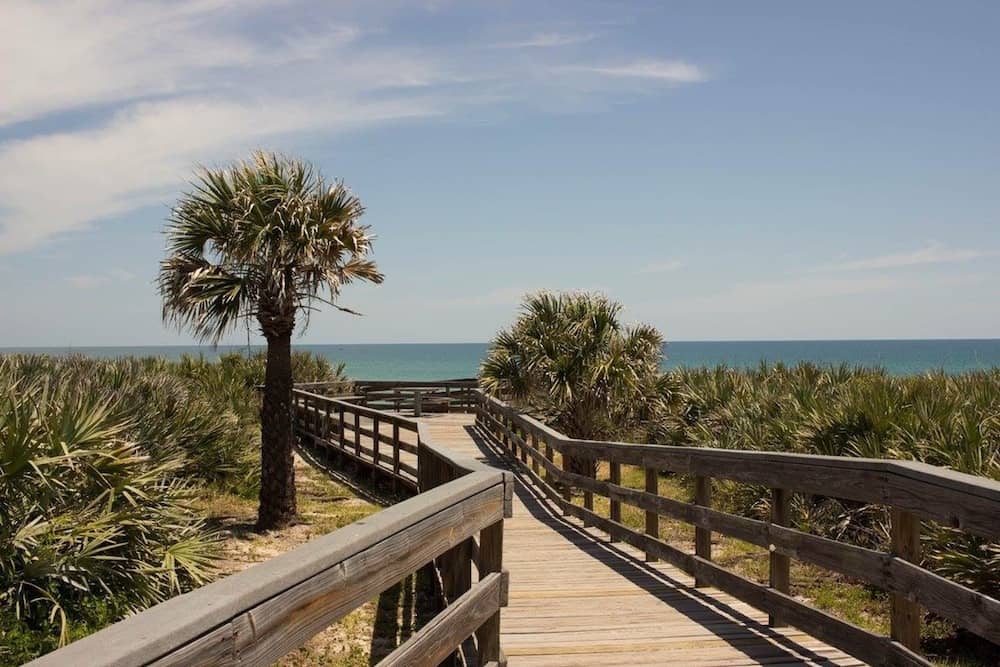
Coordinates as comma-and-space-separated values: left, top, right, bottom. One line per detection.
0, 351, 348, 658
0, 364, 218, 647
651, 363, 1000, 607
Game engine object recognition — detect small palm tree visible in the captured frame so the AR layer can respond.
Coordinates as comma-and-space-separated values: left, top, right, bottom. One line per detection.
159, 151, 383, 529
480, 292, 668, 477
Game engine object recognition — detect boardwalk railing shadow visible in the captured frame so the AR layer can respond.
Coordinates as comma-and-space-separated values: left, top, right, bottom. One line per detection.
463, 423, 842, 666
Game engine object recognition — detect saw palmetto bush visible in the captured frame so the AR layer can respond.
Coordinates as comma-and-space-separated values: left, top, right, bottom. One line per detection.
653, 363, 1000, 606
480, 291, 670, 476
0, 351, 348, 662
0, 357, 218, 659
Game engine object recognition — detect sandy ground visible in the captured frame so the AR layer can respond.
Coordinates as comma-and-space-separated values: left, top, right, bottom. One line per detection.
198, 453, 417, 666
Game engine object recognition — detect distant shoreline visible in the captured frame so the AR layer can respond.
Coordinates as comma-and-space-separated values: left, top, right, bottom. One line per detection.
3, 340, 999, 378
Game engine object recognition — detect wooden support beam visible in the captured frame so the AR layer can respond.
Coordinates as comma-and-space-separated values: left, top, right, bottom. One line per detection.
475, 520, 504, 665
769, 487, 790, 626
337, 404, 345, 447
645, 468, 659, 562
544, 443, 554, 486
694, 475, 712, 587
891, 509, 922, 652
372, 417, 380, 478
609, 462, 621, 543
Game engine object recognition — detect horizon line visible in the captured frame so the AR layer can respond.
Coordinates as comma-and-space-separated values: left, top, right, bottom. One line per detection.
3, 337, 1000, 349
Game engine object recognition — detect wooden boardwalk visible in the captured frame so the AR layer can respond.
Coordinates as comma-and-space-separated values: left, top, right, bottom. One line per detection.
421, 413, 863, 667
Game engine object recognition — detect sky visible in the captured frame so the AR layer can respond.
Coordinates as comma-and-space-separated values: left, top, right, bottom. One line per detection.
1, 1, 998, 346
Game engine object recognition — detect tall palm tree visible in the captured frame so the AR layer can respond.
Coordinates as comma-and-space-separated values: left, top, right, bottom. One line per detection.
159, 151, 383, 530
480, 292, 668, 477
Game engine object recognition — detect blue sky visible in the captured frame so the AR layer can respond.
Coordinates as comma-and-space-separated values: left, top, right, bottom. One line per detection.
1, 1, 998, 345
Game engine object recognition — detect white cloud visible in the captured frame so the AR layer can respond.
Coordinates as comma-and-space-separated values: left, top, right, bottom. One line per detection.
493, 32, 595, 48
432, 285, 611, 309
67, 269, 135, 289
0, 1, 707, 255
0, 95, 442, 254
637, 259, 683, 274
561, 59, 708, 82
819, 243, 993, 272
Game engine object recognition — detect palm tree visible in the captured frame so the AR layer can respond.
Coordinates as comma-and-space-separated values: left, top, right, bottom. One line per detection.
159, 151, 383, 530
480, 292, 668, 477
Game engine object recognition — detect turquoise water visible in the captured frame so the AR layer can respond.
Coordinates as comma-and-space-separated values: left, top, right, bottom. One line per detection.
3, 340, 1000, 380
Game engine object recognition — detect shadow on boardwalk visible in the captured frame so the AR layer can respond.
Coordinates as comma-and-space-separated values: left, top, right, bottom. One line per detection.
461, 422, 843, 666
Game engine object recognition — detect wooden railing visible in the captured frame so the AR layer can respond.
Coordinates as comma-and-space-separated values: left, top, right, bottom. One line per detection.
294, 379, 479, 416
475, 392, 1000, 667
358, 380, 479, 415
293, 389, 422, 490
29, 388, 512, 667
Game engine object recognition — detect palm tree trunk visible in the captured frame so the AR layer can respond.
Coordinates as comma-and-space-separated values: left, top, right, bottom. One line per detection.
257, 331, 296, 530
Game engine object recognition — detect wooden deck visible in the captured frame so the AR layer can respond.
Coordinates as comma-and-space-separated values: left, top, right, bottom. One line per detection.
421, 413, 863, 667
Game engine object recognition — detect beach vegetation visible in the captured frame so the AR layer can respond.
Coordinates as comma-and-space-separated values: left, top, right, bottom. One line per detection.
159, 151, 383, 530
0, 351, 346, 663
479, 291, 668, 476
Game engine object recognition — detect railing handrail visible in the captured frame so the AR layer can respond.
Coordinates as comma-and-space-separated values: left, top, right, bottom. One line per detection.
31, 386, 512, 667
475, 389, 1000, 667
294, 388, 421, 429
26, 471, 504, 667
479, 392, 1000, 538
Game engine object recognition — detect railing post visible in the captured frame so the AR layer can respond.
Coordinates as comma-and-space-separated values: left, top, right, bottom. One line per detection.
694, 475, 712, 587
544, 441, 555, 486
583, 459, 594, 527
530, 432, 540, 476
769, 487, 790, 625
324, 401, 332, 443
372, 416, 381, 477
891, 509, 922, 652
519, 426, 527, 465
476, 520, 504, 665
610, 461, 621, 543
337, 404, 345, 449
414, 389, 422, 417
354, 410, 361, 458
439, 537, 473, 667
392, 422, 401, 491
645, 468, 659, 561
417, 442, 429, 493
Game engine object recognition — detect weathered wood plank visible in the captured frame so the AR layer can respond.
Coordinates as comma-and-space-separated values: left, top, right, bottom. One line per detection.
769, 487, 791, 627
380, 572, 505, 667
694, 475, 712, 587
475, 520, 505, 665
29, 473, 504, 667
479, 394, 1000, 539
890, 509, 922, 652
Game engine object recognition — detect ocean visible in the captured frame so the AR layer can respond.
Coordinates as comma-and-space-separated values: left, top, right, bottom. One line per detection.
3, 340, 1000, 380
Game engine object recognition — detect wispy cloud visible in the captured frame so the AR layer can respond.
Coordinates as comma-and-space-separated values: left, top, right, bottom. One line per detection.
819, 243, 993, 272
636, 259, 684, 274
67, 269, 135, 289
433, 285, 611, 309
560, 59, 708, 82
0, 1, 708, 255
493, 32, 595, 48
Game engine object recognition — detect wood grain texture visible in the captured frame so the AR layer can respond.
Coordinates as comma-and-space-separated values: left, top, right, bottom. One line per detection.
28, 472, 504, 667
769, 487, 791, 628
477, 392, 1000, 539
381, 573, 506, 667
424, 412, 867, 667
477, 394, 1000, 647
